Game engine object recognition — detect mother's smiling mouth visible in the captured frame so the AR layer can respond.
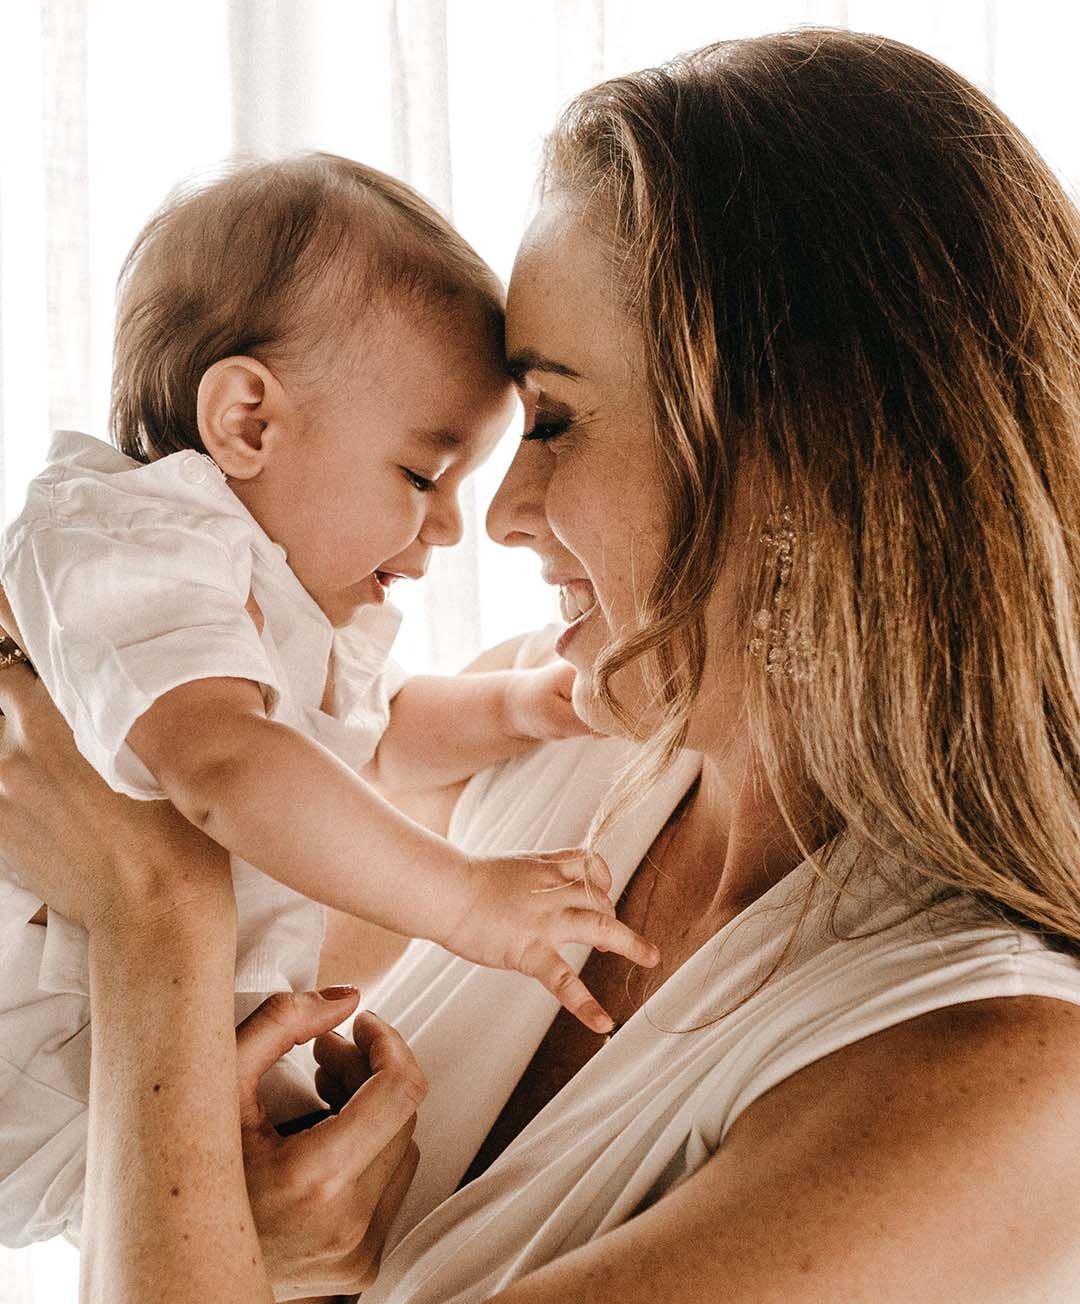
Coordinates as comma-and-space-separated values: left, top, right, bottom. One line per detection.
559, 579, 597, 623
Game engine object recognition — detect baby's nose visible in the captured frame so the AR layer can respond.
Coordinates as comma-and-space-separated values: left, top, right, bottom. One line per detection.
424, 493, 464, 547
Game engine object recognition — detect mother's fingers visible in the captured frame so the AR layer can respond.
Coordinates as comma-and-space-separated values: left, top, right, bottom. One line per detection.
313, 1030, 369, 1113
312, 1028, 371, 1110
350, 1139, 421, 1290
352, 1010, 428, 1101
288, 1014, 426, 1182
236, 989, 362, 1121
290, 1065, 421, 1186
312, 1009, 425, 1112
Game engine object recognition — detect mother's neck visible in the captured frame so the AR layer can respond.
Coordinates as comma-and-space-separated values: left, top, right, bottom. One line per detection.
673, 734, 824, 927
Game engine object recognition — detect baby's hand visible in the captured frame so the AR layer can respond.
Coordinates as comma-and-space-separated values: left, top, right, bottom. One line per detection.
503, 662, 591, 742
440, 850, 660, 1033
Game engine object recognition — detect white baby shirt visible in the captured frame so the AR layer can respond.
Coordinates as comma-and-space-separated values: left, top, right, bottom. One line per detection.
0, 429, 405, 999
0, 429, 405, 1245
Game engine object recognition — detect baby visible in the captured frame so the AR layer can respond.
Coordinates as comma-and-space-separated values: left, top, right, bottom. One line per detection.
0, 153, 661, 1244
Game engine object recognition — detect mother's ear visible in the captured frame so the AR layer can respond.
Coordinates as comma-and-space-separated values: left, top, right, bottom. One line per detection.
196, 356, 289, 480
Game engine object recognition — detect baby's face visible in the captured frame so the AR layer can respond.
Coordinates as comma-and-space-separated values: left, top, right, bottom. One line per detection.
245, 301, 515, 626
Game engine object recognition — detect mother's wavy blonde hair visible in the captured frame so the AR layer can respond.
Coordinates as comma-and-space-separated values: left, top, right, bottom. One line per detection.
547, 29, 1080, 947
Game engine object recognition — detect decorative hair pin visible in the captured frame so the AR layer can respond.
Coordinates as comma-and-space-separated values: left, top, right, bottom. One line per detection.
749, 506, 815, 681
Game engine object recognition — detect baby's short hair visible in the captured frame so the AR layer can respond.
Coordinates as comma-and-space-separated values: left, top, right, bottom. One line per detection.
110, 152, 504, 461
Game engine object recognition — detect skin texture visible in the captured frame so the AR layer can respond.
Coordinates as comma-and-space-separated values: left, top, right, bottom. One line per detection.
4, 203, 1080, 1300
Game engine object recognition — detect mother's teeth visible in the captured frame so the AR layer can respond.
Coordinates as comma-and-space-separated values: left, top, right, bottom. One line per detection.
559, 582, 596, 623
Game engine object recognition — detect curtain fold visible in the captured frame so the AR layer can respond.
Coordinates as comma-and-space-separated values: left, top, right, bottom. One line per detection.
389, 0, 483, 669
229, 0, 323, 155
42, 0, 91, 437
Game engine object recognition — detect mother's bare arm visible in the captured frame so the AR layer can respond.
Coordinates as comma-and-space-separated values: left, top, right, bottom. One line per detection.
488, 997, 1080, 1302
0, 651, 272, 1301
0, 629, 423, 1302
85, 890, 273, 1302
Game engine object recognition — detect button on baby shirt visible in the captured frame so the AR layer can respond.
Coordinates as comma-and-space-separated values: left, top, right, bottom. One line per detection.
0, 431, 405, 998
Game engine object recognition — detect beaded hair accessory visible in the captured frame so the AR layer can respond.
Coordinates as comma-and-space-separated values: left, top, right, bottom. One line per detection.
748, 506, 815, 681
0, 637, 29, 670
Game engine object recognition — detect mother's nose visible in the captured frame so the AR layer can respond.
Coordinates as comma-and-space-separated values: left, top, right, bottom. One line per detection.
486, 441, 548, 548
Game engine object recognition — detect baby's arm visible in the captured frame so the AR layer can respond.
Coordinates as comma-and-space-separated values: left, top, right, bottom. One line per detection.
318, 632, 559, 990
128, 675, 656, 1033
127, 676, 476, 936
368, 660, 589, 794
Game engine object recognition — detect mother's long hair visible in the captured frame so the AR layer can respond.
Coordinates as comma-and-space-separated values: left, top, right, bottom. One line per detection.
547, 29, 1080, 945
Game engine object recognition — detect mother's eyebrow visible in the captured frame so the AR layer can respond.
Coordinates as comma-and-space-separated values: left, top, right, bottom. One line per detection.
505, 348, 583, 384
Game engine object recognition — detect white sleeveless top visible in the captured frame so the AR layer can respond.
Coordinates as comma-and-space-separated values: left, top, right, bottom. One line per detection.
364, 734, 1080, 1304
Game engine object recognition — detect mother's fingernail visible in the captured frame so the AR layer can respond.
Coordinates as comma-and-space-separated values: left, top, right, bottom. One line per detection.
319, 984, 359, 1000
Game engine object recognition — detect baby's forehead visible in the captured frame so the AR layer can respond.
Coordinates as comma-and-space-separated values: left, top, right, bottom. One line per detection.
337, 290, 507, 380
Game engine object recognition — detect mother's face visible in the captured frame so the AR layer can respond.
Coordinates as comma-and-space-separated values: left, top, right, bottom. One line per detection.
488, 200, 753, 748
487, 200, 667, 734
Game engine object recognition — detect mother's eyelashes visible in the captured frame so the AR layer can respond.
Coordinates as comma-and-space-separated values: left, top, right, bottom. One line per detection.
523, 415, 573, 443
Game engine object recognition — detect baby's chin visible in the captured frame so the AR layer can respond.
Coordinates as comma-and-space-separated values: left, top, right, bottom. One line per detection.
314, 576, 385, 627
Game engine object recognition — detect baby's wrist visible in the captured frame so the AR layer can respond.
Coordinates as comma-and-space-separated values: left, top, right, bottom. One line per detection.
433, 849, 485, 948
500, 670, 537, 741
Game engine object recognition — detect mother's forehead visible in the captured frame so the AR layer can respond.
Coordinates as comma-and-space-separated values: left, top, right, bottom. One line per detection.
510, 201, 613, 293
505, 206, 640, 384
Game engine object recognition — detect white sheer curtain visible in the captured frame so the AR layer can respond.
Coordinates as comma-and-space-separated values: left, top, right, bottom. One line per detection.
1, 0, 1079, 1295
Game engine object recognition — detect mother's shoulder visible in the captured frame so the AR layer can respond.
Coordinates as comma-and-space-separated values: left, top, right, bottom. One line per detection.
648, 993, 1080, 1301
721, 990, 1080, 1206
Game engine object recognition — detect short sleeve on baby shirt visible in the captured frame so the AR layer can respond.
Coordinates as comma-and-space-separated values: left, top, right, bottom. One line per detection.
1, 463, 280, 799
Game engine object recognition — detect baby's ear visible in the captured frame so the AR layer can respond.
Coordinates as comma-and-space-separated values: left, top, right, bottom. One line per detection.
197, 356, 289, 479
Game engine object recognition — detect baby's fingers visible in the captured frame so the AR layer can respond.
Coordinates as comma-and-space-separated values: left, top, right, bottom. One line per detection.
532, 951, 615, 1035
545, 849, 613, 898
585, 852, 613, 896
570, 909, 660, 969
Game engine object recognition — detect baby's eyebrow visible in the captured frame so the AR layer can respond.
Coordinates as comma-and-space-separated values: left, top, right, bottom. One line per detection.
410, 428, 463, 452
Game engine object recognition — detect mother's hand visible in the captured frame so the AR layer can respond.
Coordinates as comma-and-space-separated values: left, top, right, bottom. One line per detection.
239, 993, 426, 1299
0, 636, 232, 932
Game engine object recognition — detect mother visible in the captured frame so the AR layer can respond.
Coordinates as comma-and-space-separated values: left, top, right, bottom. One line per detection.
6, 26, 1080, 1302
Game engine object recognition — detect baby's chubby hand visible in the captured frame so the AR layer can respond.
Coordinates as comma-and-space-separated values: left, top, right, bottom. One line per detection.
503, 661, 592, 742
439, 849, 660, 1033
